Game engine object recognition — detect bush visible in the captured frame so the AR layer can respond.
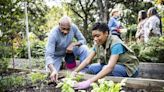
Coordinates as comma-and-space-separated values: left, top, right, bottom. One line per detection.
0, 58, 9, 73
16, 40, 45, 58
129, 37, 164, 63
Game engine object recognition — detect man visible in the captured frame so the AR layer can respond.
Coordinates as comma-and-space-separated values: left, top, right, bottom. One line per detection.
45, 16, 89, 82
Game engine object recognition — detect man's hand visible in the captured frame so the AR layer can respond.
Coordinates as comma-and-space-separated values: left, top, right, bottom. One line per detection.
50, 70, 58, 82
66, 43, 75, 53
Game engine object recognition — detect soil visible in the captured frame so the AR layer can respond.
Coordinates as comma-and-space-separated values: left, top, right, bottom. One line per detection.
1, 59, 163, 92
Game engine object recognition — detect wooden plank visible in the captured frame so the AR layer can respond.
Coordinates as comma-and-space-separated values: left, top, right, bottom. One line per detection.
7, 63, 164, 89
138, 63, 164, 79
84, 74, 164, 89
59, 70, 164, 89
7, 68, 31, 73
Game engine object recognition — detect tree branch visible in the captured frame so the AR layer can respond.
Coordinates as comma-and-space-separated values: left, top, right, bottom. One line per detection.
89, 0, 96, 9
79, 0, 87, 14
69, 4, 84, 20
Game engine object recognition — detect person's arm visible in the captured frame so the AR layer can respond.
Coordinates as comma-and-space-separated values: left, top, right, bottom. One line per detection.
74, 51, 96, 72
135, 23, 141, 38
108, 18, 117, 31
66, 42, 82, 53
89, 55, 119, 83
73, 24, 86, 45
66, 24, 86, 53
45, 29, 56, 68
48, 64, 58, 81
45, 29, 58, 81
73, 54, 119, 90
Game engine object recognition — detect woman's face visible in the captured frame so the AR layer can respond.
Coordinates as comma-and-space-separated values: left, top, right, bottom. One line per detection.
113, 11, 121, 17
92, 30, 108, 45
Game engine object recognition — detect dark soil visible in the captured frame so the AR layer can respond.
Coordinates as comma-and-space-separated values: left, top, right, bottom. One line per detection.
2, 59, 164, 92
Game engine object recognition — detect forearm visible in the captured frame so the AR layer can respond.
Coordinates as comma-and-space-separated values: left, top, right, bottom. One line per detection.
89, 55, 118, 83
48, 64, 57, 73
74, 51, 96, 72
74, 59, 90, 72
89, 65, 112, 82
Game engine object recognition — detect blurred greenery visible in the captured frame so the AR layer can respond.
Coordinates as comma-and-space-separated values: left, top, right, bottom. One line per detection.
0, 58, 9, 73
129, 37, 164, 63
0, 72, 48, 92
0, 0, 163, 91
0, 0, 163, 68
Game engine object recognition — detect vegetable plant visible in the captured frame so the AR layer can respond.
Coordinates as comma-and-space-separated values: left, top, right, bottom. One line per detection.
56, 71, 84, 92
91, 78, 127, 92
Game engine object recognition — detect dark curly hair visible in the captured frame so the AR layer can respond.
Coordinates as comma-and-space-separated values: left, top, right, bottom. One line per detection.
92, 22, 110, 34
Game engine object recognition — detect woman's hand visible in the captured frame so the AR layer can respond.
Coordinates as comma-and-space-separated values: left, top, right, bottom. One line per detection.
74, 80, 91, 89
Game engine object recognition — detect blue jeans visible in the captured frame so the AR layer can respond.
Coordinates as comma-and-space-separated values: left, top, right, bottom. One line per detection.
87, 63, 138, 77
47, 45, 89, 71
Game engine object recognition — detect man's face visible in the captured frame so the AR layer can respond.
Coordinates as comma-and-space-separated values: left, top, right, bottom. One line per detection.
59, 23, 70, 35
92, 30, 108, 45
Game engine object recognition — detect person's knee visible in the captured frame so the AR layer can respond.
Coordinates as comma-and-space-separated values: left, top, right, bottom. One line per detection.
88, 65, 97, 74
110, 65, 128, 77
88, 64, 103, 74
132, 70, 139, 77
79, 45, 89, 52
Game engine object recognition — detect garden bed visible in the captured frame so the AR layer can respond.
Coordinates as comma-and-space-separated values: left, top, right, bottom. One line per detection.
1, 59, 164, 92
1, 68, 164, 92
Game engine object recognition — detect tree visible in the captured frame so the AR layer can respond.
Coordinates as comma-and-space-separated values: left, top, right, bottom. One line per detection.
0, 0, 48, 58
66, 0, 96, 44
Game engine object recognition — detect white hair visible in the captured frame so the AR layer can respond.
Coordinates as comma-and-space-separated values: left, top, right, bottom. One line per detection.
110, 9, 119, 16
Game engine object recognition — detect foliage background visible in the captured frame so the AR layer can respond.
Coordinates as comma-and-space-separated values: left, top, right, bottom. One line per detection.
0, 0, 164, 64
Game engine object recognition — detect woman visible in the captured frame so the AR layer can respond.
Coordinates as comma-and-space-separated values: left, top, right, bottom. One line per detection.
135, 10, 147, 43
73, 22, 139, 89
108, 9, 123, 39
144, 7, 162, 43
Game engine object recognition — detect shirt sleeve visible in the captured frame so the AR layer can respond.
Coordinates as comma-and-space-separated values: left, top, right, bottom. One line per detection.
93, 47, 96, 51
108, 18, 114, 31
72, 24, 86, 45
45, 29, 56, 66
108, 17, 117, 31
111, 43, 127, 55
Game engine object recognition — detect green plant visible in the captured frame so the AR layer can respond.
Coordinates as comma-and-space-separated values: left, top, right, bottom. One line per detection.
0, 58, 9, 73
139, 37, 164, 63
126, 24, 137, 42
31, 40, 45, 58
56, 71, 84, 92
129, 37, 164, 63
91, 78, 127, 92
56, 77, 76, 92
28, 72, 47, 84
0, 75, 24, 91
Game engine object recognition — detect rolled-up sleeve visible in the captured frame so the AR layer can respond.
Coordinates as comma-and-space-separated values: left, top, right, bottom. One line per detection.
73, 24, 86, 45
108, 18, 115, 31
45, 30, 56, 67
108, 18, 118, 31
